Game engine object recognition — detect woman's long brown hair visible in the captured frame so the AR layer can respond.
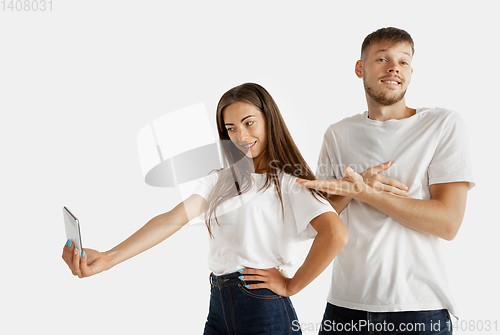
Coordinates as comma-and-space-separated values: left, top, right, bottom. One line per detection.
205, 83, 323, 237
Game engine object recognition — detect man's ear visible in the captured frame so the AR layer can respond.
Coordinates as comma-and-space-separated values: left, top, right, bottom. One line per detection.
355, 60, 363, 78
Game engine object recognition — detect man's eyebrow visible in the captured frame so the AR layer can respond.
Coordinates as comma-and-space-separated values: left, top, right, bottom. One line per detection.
374, 49, 412, 57
224, 115, 255, 126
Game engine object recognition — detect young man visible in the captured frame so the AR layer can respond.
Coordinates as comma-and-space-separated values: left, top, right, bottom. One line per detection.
298, 27, 474, 334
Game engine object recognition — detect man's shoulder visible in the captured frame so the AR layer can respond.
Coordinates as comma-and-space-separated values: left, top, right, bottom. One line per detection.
417, 107, 458, 120
415, 107, 465, 130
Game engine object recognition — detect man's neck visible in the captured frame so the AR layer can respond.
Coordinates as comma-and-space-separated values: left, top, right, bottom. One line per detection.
366, 97, 416, 121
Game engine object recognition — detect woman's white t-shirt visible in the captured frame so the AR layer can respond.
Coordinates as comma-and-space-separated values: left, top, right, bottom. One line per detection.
193, 171, 336, 275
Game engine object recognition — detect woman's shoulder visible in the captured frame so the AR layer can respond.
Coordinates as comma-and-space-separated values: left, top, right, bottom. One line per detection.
199, 169, 223, 185
278, 172, 302, 193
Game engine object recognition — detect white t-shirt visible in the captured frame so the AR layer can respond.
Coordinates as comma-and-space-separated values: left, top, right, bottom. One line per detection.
193, 172, 336, 276
316, 107, 475, 317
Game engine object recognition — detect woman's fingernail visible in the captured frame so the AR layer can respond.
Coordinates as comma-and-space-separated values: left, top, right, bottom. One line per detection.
65, 239, 69, 246
82, 251, 85, 257
238, 269, 244, 273
74, 248, 79, 255
245, 285, 249, 288
238, 276, 244, 279
68, 240, 72, 247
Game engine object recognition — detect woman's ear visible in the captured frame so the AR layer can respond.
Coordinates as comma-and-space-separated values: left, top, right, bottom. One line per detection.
355, 60, 363, 78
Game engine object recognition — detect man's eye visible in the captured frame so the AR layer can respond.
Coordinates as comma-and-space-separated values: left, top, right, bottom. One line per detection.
378, 59, 386, 62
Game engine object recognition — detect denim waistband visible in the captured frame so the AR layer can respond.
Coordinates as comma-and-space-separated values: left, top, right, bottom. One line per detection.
209, 271, 243, 288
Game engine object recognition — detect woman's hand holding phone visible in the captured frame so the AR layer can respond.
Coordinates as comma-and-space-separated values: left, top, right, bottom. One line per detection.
62, 240, 109, 278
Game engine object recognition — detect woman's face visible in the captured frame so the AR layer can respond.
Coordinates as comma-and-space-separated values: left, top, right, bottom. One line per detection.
223, 101, 268, 167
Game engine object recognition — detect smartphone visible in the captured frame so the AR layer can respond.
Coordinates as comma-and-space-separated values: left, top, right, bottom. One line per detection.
63, 206, 83, 252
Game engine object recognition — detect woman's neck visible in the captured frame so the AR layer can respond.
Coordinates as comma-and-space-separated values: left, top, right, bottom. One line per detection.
252, 153, 268, 174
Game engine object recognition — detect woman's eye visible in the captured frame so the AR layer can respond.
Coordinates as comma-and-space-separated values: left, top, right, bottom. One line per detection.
246, 121, 254, 126
378, 58, 386, 62
226, 127, 234, 132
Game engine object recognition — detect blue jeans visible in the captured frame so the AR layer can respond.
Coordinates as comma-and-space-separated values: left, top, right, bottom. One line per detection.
203, 271, 302, 335
318, 303, 452, 335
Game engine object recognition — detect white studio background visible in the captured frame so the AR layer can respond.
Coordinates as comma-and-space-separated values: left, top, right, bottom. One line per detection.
1, 1, 498, 334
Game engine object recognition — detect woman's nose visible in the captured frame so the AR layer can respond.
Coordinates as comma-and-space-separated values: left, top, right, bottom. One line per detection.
237, 128, 249, 142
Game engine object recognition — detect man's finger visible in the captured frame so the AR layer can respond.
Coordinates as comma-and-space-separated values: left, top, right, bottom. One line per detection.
296, 179, 321, 188
297, 180, 333, 192
367, 161, 392, 174
380, 184, 409, 197
344, 167, 363, 182
378, 175, 409, 191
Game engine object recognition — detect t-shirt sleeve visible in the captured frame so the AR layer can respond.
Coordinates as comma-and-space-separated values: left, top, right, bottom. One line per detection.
192, 171, 220, 201
316, 127, 338, 180
428, 111, 475, 189
286, 175, 338, 239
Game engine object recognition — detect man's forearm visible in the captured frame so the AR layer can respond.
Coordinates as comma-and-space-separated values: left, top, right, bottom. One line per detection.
354, 182, 469, 240
297, 169, 469, 241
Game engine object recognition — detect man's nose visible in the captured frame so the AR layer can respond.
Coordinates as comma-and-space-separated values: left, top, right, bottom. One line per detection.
387, 60, 400, 74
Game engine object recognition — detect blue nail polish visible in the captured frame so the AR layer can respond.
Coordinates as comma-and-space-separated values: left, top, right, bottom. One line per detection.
75, 248, 79, 253
65, 239, 69, 246
68, 240, 72, 247
238, 276, 244, 279
238, 269, 244, 273
82, 251, 85, 257
245, 285, 249, 288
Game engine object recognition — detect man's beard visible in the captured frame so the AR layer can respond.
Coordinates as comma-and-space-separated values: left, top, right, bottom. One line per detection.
364, 80, 407, 106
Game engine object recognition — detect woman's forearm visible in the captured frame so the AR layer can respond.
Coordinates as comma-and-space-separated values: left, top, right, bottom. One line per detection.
103, 195, 207, 269
287, 212, 348, 295
104, 211, 186, 269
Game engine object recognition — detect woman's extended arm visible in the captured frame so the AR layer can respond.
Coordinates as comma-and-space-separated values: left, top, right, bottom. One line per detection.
62, 194, 207, 278
241, 211, 348, 297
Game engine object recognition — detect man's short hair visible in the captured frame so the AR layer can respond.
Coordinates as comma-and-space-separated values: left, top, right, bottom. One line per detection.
361, 27, 415, 59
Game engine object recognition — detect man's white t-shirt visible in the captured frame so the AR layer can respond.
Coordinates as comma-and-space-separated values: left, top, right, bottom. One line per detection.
193, 172, 336, 276
316, 107, 475, 317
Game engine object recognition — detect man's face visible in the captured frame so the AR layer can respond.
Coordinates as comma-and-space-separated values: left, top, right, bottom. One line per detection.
356, 41, 413, 106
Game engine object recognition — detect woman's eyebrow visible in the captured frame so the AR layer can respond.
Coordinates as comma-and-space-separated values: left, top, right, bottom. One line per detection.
240, 115, 255, 122
225, 115, 255, 126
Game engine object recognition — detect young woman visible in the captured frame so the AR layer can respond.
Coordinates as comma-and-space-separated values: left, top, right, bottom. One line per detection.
62, 83, 348, 334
